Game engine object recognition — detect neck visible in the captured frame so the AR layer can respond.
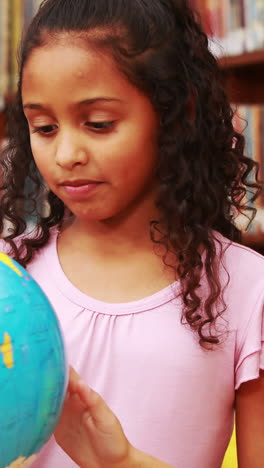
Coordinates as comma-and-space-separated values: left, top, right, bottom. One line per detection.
60, 198, 160, 257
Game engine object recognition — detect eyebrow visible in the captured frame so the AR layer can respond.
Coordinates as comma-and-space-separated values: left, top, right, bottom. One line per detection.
23, 97, 123, 110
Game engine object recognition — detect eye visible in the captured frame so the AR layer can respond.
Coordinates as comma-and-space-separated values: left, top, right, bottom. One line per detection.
86, 121, 116, 132
32, 125, 57, 135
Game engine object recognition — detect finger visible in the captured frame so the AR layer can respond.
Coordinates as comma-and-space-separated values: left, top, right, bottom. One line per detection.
67, 366, 83, 393
77, 380, 115, 427
75, 379, 92, 406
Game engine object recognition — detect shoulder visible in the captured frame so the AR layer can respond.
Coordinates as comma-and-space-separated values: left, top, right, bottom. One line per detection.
211, 231, 264, 318
212, 233, 264, 348
213, 231, 264, 281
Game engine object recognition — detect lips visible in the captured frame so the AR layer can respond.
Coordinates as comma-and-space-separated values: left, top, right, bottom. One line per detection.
60, 179, 101, 187
59, 179, 102, 200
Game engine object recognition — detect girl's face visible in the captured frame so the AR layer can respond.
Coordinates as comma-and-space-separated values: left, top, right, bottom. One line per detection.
22, 40, 159, 223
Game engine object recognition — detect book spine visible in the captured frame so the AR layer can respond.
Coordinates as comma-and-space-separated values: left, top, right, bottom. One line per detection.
244, 0, 264, 51
10, 0, 24, 94
251, 105, 264, 232
0, 0, 10, 109
232, 104, 264, 233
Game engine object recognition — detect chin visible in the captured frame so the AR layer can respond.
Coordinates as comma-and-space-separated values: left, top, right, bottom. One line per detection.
71, 208, 115, 222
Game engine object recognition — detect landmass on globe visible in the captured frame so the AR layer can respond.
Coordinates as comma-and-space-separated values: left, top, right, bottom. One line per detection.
5, 455, 37, 468
0, 332, 14, 369
0, 253, 23, 277
0, 254, 22, 370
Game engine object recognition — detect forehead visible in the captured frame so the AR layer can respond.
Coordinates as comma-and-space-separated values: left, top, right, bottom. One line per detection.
21, 38, 130, 100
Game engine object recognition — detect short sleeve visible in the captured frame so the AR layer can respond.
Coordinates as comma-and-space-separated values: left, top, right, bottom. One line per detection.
235, 288, 264, 390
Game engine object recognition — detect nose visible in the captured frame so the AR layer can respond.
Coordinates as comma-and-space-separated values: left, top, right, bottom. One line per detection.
55, 130, 89, 169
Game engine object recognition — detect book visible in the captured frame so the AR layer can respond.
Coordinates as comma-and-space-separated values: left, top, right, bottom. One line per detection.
0, 0, 44, 106
9, 0, 24, 94
244, 0, 264, 52
232, 104, 264, 232
191, 0, 264, 57
0, 0, 10, 110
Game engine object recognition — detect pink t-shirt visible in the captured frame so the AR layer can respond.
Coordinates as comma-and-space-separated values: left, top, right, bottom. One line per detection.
4, 229, 264, 468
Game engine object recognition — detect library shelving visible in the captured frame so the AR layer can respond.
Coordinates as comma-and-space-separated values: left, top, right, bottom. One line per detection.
191, 0, 264, 253
219, 50, 264, 104
218, 51, 264, 253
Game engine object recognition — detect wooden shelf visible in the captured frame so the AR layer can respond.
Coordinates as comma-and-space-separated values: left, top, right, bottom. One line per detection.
219, 49, 264, 69
218, 49, 264, 104
242, 232, 264, 254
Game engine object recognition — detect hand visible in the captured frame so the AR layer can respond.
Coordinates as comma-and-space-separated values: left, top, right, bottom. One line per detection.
54, 366, 133, 468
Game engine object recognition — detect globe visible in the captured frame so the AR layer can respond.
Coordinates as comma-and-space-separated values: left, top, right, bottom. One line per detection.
0, 252, 68, 468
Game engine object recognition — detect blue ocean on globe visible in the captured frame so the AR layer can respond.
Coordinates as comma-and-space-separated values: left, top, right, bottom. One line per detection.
0, 252, 67, 468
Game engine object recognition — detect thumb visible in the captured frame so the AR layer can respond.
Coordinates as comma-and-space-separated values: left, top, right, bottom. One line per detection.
77, 380, 116, 428
67, 365, 83, 393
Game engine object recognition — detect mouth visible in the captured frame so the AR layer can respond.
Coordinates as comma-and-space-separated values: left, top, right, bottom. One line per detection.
59, 179, 103, 200
60, 179, 102, 187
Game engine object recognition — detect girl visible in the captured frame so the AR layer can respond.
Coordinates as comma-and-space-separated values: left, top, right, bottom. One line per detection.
1, 0, 264, 467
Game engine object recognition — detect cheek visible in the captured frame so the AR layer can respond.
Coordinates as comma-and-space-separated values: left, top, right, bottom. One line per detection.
107, 149, 157, 192
98, 130, 157, 179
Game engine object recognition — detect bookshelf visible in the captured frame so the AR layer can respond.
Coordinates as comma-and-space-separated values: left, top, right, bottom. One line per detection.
219, 51, 264, 253
219, 50, 264, 68
191, 0, 264, 254
220, 50, 264, 104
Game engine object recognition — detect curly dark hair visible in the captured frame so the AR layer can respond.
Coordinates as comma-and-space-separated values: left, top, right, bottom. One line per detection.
0, 0, 260, 347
